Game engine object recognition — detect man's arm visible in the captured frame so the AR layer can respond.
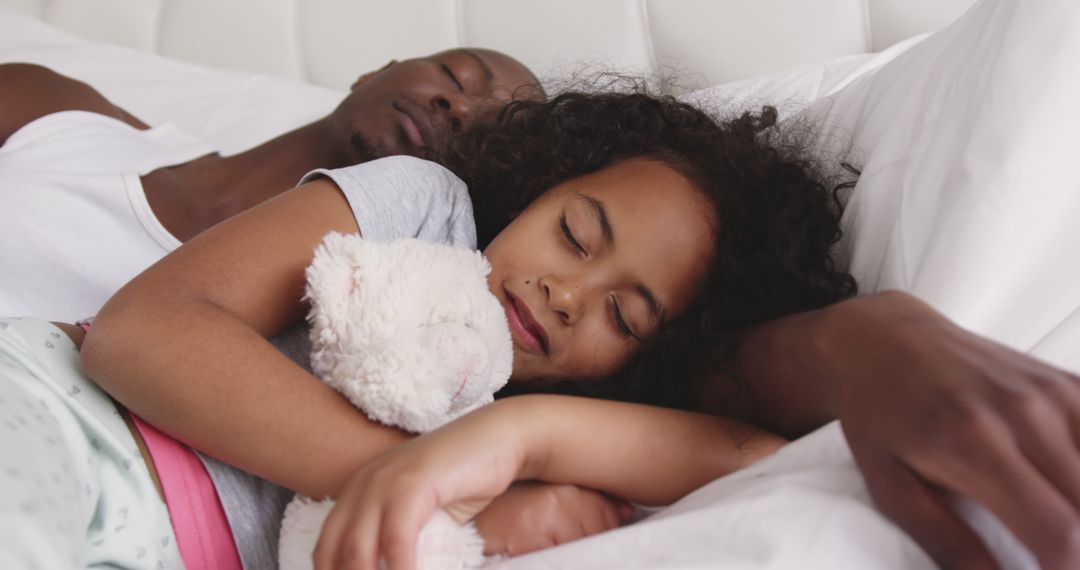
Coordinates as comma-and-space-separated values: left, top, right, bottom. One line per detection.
721, 300, 843, 438
729, 290, 1080, 570
0, 63, 147, 145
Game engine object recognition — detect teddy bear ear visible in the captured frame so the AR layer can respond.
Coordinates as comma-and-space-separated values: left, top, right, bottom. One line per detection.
303, 232, 372, 350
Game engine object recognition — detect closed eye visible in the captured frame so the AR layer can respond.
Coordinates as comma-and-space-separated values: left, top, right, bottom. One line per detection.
441, 63, 464, 92
609, 296, 637, 339
560, 214, 587, 255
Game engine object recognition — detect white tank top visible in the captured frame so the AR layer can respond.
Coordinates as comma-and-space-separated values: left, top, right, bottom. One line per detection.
0, 111, 214, 321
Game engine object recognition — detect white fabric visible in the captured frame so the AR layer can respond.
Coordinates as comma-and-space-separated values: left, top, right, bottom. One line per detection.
0, 317, 184, 570
496, 424, 933, 570
817, 0, 1080, 370
0, 111, 213, 322
492, 0, 1078, 568
2, 0, 978, 90
0, 9, 342, 156
680, 33, 929, 120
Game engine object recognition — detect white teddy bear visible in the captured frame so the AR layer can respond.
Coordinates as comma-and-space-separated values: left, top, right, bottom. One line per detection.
277, 232, 514, 570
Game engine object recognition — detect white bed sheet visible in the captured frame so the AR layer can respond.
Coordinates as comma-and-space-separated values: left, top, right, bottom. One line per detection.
4, 1, 1075, 568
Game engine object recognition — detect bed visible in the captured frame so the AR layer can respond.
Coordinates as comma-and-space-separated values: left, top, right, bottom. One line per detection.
4, 0, 1077, 568
1, 0, 977, 154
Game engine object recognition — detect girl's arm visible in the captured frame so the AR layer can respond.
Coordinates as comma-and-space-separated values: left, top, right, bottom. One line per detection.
81, 180, 408, 498
728, 290, 1080, 570
515, 396, 782, 506
313, 394, 783, 569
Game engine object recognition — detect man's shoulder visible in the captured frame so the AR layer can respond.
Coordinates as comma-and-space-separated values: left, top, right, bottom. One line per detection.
0, 63, 147, 146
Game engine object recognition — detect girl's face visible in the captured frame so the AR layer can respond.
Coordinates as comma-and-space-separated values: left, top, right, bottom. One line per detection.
484, 158, 715, 383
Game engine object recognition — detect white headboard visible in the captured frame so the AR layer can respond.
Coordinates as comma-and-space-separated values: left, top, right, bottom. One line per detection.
4, 0, 976, 91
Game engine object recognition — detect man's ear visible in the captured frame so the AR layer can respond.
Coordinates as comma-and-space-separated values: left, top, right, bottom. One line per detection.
351, 59, 398, 90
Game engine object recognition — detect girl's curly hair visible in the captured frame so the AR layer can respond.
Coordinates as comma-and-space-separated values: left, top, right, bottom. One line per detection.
438, 90, 857, 410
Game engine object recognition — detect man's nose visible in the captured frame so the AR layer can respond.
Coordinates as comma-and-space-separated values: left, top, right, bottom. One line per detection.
540, 274, 583, 326
430, 92, 478, 132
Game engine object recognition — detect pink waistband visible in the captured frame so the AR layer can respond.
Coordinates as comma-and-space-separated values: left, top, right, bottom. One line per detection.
130, 413, 243, 570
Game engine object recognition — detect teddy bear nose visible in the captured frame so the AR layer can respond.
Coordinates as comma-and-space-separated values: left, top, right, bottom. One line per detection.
426, 322, 492, 414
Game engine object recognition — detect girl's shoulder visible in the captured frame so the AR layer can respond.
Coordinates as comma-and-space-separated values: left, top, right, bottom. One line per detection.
301, 156, 476, 248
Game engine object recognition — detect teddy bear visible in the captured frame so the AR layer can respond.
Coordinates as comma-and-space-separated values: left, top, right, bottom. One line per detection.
277, 232, 514, 570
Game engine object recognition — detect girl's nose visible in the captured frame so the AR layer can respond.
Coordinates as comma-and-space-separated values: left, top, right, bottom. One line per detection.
540, 274, 582, 325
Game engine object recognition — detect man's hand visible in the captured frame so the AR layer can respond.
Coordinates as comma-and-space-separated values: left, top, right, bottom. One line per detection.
474, 481, 632, 556
824, 292, 1080, 570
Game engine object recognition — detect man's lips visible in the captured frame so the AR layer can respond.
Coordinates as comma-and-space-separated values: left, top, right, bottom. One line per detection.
504, 289, 549, 354
393, 99, 438, 151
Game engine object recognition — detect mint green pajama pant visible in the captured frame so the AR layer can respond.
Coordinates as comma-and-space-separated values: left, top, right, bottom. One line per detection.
0, 318, 184, 569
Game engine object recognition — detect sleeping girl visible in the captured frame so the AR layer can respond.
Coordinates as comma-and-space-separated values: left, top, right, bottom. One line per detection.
0, 90, 853, 569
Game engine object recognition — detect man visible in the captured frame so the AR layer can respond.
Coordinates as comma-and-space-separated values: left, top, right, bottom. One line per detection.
0, 49, 543, 321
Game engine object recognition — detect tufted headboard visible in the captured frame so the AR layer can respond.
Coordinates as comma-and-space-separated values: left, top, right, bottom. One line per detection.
4, 0, 976, 91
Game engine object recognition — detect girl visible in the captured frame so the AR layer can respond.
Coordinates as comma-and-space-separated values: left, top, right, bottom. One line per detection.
311, 98, 1080, 570
0, 92, 854, 569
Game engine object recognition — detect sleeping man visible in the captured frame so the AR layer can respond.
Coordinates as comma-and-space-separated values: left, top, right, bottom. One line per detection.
0, 49, 543, 322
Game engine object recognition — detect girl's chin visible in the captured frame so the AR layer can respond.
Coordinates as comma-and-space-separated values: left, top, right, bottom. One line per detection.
511, 378, 563, 391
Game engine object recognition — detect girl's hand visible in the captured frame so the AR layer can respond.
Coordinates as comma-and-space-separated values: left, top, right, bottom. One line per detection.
823, 292, 1080, 570
474, 482, 633, 556
312, 400, 530, 570
311, 394, 773, 569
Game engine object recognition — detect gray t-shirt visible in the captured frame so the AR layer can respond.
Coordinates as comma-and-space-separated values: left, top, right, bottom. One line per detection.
197, 155, 476, 570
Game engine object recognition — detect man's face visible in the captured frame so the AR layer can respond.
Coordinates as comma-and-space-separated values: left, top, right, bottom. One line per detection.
333, 48, 541, 162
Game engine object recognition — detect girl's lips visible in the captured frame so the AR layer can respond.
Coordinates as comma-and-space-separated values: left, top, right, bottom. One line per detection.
504, 290, 548, 354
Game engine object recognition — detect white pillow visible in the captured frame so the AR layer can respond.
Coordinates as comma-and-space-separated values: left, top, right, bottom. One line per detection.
681, 33, 928, 119
0, 7, 342, 155
803, 0, 1080, 373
